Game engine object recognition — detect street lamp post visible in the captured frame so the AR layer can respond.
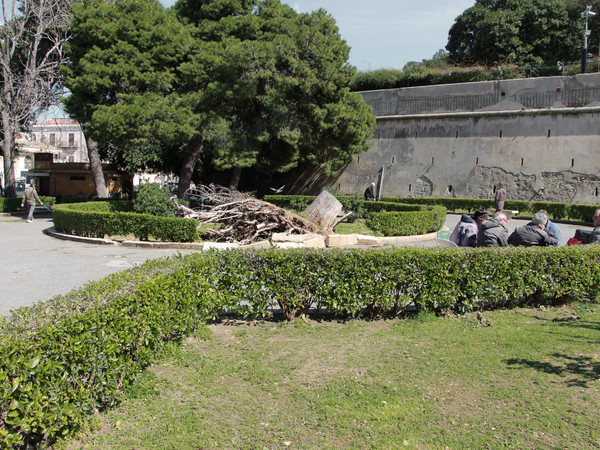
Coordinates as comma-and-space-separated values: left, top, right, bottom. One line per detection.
582, 5, 596, 73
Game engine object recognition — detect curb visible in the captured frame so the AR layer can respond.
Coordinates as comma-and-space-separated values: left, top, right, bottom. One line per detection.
44, 227, 118, 245
42, 226, 442, 250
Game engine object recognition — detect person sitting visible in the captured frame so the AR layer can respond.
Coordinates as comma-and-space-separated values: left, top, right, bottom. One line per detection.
364, 182, 376, 201
508, 211, 558, 247
535, 209, 561, 246
448, 208, 488, 247
587, 209, 600, 244
449, 213, 479, 247
477, 212, 509, 247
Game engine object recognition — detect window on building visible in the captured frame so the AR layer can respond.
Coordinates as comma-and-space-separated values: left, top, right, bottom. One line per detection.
49, 134, 55, 146
24, 156, 33, 169
69, 133, 75, 146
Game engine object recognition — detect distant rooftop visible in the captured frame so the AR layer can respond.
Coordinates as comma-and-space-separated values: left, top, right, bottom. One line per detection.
34, 119, 78, 126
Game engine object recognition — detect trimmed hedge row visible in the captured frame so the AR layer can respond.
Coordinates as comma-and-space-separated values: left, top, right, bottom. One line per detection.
52, 201, 199, 242
2, 246, 600, 446
264, 195, 446, 235
265, 195, 598, 223
366, 208, 446, 236
380, 196, 598, 222
0, 197, 55, 213
350, 64, 582, 92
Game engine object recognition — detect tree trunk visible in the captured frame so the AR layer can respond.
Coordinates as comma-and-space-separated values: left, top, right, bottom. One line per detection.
85, 133, 109, 198
229, 166, 242, 191
177, 136, 204, 198
1, 109, 16, 198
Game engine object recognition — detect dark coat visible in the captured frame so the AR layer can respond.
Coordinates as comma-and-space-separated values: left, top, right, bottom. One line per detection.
508, 223, 558, 247
364, 185, 375, 201
477, 218, 509, 247
449, 214, 478, 247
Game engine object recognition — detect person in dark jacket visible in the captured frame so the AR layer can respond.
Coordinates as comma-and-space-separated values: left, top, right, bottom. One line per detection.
477, 212, 509, 247
508, 212, 558, 247
449, 213, 479, 247
364, 182, 376, 201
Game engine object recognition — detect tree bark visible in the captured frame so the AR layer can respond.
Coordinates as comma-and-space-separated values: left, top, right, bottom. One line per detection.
177, 136, 204, 198
229, 166, 242, 191
1, 109, 16, 198
85, 133, 109, 198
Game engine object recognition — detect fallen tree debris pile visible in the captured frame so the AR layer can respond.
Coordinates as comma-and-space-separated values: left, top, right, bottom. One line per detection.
175, 185, 320, 244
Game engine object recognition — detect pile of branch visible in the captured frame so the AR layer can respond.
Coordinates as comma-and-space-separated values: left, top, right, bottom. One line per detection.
175, 185, 320, 244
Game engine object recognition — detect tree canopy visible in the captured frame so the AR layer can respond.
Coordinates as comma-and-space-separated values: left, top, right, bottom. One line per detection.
446, 0, 582, 66
63, 0, 374, 194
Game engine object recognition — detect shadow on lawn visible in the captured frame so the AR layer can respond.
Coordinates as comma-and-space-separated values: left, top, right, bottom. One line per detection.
505, 353, 600, 387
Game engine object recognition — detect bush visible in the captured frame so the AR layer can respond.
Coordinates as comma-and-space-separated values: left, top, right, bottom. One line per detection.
134, 183, 175, 217
366, 206, 446, 236
350, 65, 571, 92
52, 201, 198, 242
1, 245, 600, 446
0, 196, 55, 213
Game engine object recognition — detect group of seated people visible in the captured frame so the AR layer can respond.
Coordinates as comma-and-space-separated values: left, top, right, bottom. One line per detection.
449, 208, 565, 247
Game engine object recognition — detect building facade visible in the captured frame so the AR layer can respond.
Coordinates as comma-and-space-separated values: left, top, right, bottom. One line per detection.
29, 119, 88, 163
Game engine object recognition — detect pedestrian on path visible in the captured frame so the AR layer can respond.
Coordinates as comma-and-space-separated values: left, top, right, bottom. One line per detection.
494, 182, 507, 212
21, 182, 43, 223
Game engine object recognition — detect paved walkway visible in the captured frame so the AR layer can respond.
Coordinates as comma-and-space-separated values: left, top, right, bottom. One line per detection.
0, 212, 589, 316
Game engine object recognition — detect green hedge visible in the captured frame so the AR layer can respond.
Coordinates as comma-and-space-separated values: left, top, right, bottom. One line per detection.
0, 197, 55, 213
2, 246, 600, 446
379, 197, 598, 221
264, 195, 447, 235
366, 207, 446, 236
350, 64, 582, 92
52, 201, 199, 242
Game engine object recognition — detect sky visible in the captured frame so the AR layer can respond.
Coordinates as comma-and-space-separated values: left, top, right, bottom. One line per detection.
161, 0, 476, 72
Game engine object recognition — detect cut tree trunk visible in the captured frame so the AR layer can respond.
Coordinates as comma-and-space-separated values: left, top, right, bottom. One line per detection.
304, 190, 343, 230
229, 166, 242, 190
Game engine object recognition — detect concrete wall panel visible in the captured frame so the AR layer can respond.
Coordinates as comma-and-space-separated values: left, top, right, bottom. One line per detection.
334, 73, 600, 204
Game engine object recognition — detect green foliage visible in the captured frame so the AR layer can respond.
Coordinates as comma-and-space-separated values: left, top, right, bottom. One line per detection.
380, 196, 599, 222
65, 0, 375, 193
264, 195, 446, 232
350, 64, 568, 92
0, 197, 54, 212
2, 245, 600, 446
52, 201, 198, 242
134, 183, 176, 217
446, 0, 580, 66
365, 207, 446, 236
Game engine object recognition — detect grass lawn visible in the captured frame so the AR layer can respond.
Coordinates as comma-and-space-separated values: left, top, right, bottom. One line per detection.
63, 303, 600, 449
334, 219, 379, 235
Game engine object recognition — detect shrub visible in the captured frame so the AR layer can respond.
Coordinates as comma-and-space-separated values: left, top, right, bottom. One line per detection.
52, 201, 198, 242
2, 245, 600, 446
134, 183, 176, 217
365, 206, 446, 236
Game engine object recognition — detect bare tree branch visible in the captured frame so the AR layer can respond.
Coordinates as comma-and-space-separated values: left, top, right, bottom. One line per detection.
1, 0, 71, 196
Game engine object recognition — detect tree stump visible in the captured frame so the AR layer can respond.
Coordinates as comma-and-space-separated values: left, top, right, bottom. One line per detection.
304, 190, 343, 230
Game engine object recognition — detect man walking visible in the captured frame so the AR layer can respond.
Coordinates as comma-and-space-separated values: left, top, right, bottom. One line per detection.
21, 182, 44, 223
